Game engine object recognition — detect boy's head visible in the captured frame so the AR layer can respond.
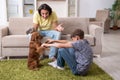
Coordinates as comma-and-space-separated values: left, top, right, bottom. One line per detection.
71, 29, 84, 41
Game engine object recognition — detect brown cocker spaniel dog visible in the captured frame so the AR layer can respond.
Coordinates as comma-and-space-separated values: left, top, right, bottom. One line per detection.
27, 32, 45, 70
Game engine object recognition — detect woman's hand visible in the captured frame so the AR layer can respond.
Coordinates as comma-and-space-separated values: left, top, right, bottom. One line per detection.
56, 24, 64, 32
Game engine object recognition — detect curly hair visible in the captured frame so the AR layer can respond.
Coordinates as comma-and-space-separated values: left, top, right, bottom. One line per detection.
38, 3, 52, 16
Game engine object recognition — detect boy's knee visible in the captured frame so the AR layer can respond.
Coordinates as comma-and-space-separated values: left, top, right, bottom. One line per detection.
58, 48, 66, 53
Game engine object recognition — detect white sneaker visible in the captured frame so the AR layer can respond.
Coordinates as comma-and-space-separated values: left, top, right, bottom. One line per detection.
48, 60, 64, 70
56, 66, 64, 70
48, 60, 57, 68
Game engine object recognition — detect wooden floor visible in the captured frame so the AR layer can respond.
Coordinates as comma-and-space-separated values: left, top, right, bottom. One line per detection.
94, 29, 120, 80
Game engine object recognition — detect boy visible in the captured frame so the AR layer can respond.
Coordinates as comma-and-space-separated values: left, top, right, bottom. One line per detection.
41, 29, 93, 75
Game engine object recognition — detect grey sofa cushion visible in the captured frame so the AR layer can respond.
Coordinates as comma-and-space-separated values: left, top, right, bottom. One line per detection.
61, 34, 95, 46
9, 17, 33, 35
2, 35, 51, 48
58, 18, 89, 34
2, 35, 29, 47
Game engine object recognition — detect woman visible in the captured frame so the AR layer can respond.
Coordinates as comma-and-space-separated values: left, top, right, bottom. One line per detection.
33, 3, 64, 61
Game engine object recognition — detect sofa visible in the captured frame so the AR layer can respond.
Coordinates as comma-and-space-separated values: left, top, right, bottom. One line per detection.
0, 17, 103, 59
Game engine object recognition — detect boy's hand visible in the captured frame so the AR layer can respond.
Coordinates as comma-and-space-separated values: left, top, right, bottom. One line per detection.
46, 39, 54, 43
41, 43, 48, 48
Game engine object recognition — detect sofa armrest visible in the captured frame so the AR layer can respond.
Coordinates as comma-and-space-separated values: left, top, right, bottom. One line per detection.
89, 24, 103, 36
0, 26, 9, 56
0, 26, 9, 37
90, 21, 103, 27
88, 24, 103, 45
88, 24, 103, 56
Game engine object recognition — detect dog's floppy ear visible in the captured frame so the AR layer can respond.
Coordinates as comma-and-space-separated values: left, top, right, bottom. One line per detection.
31, 32, 43, 42
31, 32, 37, 41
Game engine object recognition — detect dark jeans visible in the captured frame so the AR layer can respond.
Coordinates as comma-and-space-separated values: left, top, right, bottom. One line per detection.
57, 48, 80, 75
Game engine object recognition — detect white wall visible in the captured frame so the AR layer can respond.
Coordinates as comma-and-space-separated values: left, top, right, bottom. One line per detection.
0, 0, 23, 26
0, 0, 115, 26
0, 0, 7, 26
37, 1, 68, 17
79, 0, 115, 18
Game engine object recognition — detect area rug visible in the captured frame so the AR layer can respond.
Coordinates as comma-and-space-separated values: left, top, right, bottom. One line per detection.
0, 59, 113, 80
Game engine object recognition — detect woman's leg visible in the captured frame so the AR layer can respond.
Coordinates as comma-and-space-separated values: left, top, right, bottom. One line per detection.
57, 48, 78, 75
40, 30, 61, 59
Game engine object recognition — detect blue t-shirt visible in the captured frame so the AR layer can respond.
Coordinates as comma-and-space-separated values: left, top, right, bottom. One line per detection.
72, 39, 93, 72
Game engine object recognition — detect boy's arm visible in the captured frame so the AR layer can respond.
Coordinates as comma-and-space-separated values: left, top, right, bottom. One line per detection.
42, 41, 73, 48
52, 40, 68, 43
47, 39, 68, 43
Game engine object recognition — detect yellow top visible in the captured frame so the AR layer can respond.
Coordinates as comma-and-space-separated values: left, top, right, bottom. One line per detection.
33, 11, 58, 30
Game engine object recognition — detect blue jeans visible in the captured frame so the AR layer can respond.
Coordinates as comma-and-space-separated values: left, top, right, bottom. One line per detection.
39, 30, 61, 59
57, 48, 79, 75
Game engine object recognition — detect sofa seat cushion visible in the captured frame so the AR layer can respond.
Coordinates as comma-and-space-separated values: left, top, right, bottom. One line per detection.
2, 35, 29, 48
61, 34, 95, 46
